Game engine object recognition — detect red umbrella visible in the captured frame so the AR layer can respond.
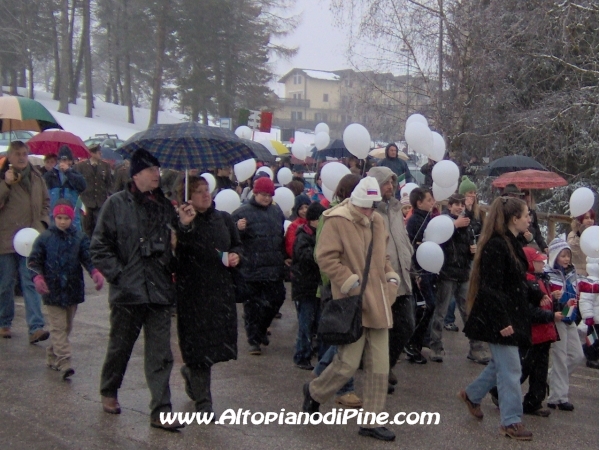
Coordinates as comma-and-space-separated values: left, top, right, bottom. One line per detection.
27, 130, 90, 159
492, 169, 567, 190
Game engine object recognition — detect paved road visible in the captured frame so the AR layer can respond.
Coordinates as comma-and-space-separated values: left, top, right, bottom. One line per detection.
1, 279, 598, 449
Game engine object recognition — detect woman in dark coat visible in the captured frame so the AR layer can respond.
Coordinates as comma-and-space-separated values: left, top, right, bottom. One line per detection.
458, 196, 542, 441
175, 176, 242, 416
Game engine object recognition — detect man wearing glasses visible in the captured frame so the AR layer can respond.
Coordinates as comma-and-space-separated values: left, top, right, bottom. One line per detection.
231, 176, 286, 355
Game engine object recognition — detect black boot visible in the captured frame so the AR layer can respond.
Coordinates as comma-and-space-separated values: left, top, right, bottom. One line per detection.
302, 382, 320, 413
359, 427, 396, 441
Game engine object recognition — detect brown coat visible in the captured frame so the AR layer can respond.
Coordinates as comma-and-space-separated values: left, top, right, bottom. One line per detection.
75, 159, 113, 209
0, 163, 50, 254
316, 199, 399, 329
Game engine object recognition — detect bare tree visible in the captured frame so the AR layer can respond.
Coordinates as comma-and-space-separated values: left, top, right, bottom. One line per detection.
58, 0, 70, 114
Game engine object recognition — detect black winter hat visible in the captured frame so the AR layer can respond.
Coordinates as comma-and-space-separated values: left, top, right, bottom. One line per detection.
306, 201, 326, 221
58, 145, 74, 161
130, 149, 160, 177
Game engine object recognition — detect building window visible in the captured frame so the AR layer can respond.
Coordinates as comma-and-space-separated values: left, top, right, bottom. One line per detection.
323, 93, 329, 102
293, 74, 302, 84
344, 79, 353, 88
340, 114, 352, 123
386, 79, 394, 91
291, 111, 303, 120
292, 93, 302, 100
315, 113, 328, 122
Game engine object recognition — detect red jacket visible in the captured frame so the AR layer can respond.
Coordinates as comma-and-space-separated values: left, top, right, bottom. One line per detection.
285, 217, 307, 258
527, 270, 558, 345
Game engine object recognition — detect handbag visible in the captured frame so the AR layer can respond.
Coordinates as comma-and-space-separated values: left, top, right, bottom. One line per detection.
317, 221, 374, 345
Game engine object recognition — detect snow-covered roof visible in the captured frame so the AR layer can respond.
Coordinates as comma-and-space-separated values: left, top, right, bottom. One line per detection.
302, 70, 340, 81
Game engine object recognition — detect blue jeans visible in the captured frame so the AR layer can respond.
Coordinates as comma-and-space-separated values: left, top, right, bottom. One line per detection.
465, 343, 522, 426
0, 253, 45, 333
294, 297, 321, 364
444, 298, 456, 325
314, 345, 355, 396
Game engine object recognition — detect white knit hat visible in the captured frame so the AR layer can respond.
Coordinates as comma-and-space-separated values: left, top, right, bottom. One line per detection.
350, 176, 382, 208
547, 237, 571, 268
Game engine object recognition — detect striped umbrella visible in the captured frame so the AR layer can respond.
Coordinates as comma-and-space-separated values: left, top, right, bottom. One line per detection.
0, 96, 61, 132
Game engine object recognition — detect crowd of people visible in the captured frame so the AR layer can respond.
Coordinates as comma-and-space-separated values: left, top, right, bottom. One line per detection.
0, 138, 598, 441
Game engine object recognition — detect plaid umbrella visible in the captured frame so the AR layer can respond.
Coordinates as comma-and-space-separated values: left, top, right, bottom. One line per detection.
27, 130, 90, 159
0, 96, 62, 132
119, 122, 257, 171
492, 169, 567, 190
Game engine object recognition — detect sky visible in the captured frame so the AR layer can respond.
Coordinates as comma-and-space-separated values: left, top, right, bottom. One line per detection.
270, 0, 349, 95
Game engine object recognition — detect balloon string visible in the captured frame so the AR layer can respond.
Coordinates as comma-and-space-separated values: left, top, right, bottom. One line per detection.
410, 210, 432, 248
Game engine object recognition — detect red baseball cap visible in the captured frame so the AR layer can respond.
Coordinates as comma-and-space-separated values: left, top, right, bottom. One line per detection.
523, 247, 546, 263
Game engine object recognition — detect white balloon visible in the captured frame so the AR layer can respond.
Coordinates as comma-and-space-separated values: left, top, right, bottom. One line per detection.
315, 131, 330, 151
214, 189, 241, 214
580, 226, 599, 258
200, 172, 217, 193
315, 122, 330, 135
430, 132, 446, 162
321, 162, 351, 192
405, 122, 433, 155
291, 141, 307, 161
416, 241, 444, 274
432, 182, 458, 202
424, 215, 455, 245
400, 182, 419, 198
13, 227, 40, 257
277, 167, 293, 185
343, 123, 371, 159
406, 113, 428, 127
569, 187, 595, 218
274, 187, 295, 217
284, 220, 292, 235
233, 159, 256, 183
322, 184, 334, 202
432, 160, 460, 188
256, 166, 274, 180
234, 125, 252, 140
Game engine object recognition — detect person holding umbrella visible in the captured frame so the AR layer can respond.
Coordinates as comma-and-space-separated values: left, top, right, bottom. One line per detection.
75, 145, 113, 236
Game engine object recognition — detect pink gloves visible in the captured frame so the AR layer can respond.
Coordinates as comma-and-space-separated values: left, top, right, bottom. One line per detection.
91, 269, 104, 291
33, 275, 49, 295
585, 317, 595, 327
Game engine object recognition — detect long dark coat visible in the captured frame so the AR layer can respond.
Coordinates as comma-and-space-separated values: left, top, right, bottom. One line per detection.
175, 206, 242, 369
464, 232, 542, 347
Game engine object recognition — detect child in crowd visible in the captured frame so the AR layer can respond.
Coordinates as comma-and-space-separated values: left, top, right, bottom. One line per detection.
546, 238, 585, 411
579, 257, 599, 369
400, 193, 412, 224
28, 200, 104, 380
404, 187, 436, 364
291, 202, 327, 370
285, 194, 311, 258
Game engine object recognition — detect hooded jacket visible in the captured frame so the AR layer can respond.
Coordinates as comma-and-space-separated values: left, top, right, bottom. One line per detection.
315, 199, 399, 329
377, 143, 414, 185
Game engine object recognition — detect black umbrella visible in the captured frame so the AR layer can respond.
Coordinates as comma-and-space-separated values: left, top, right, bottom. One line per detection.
311, 139, 353, 159
479, 155, 547, 177
239, 139, 275, 163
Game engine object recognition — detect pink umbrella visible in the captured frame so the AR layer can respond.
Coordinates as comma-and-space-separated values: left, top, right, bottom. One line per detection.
27, 130, 90, 159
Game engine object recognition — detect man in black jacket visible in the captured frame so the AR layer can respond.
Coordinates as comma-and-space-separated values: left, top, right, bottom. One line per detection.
91, 148, 193, 431
428, 194, 489, 364
231, 176, 286, 355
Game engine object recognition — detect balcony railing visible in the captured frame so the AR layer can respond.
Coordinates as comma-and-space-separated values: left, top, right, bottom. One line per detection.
277, 98, 311, 108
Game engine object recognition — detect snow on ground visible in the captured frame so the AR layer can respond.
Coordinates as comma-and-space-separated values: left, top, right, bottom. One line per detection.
11, 88, 188, 141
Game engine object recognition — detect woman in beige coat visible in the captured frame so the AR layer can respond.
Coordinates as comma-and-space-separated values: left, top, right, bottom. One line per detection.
303, 177, 400, 442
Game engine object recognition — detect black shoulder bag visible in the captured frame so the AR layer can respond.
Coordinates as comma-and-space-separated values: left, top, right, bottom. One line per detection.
317, 221, 374, 346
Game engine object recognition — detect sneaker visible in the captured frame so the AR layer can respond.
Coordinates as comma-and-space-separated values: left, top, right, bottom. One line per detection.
249, 344, 262, 355
500, 423, 533, 440
62, 368, 75, 380
261, 335, 270, 346
0, 327, 11, 339
29, 329, 49, 344
358, 426, 395, 441
295, 360, 314, 371
547, 401, 574, 411
467, 350, 490, 365
444, 323, 459, 332
335, 392, 363, 408
429, 349, 444, 362
406, 350, 427, 364
302, 382, 320, 413
457, 389, 483, 420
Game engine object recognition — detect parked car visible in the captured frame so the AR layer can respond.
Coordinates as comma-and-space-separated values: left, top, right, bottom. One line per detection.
84, 133, 122, 148
0, 131, 35, 154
